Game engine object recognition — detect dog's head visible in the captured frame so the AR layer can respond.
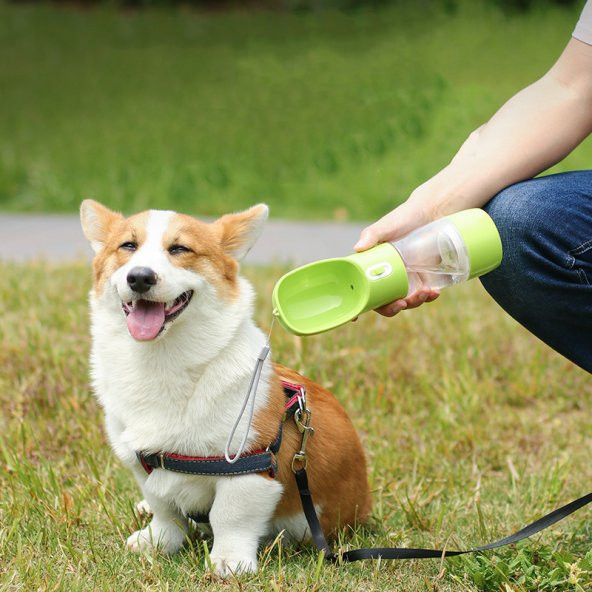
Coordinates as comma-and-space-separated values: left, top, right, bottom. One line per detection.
80, 199, 268, 342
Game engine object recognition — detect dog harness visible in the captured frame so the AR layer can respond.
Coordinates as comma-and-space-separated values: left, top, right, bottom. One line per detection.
135, 379, 592, 564
136, 380, 304, 479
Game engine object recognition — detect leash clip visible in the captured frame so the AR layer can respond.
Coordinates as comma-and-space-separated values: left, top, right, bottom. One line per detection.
292, 407, 314, 473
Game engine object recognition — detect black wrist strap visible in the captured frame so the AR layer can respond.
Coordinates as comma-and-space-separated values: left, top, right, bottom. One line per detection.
294, 468, 592, 562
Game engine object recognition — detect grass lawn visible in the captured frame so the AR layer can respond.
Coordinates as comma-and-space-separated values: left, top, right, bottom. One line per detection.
1, 261, 591, 591
1, 0, 592, 220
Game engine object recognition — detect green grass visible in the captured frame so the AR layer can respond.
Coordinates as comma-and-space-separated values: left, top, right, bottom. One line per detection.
1, 0, 591, 220
1, 261, 591, 591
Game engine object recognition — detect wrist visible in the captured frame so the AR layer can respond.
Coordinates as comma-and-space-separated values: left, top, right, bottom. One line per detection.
407, 165, 485, 220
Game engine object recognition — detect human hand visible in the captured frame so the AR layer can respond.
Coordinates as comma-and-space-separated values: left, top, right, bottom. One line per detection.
354, 199, 440, 317
369, 287, 439, 317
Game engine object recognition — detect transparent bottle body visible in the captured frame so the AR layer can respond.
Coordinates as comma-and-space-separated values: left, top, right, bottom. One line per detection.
391, 218, 470, 296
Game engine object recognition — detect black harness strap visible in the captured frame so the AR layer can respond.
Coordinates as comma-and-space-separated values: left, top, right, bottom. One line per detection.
136, 424, 282, 478
295, 466, 592, 562
138, 448, 275, 477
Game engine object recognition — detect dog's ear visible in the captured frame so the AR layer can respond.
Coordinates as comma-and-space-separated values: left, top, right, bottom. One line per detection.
80, 199, 123, 253
216, 204, 268, 261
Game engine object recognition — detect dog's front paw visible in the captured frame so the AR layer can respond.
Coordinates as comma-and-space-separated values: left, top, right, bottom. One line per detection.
135, 499, 152, 517
209, 551, 257, 577
126, 528, 155, 553
126, 524, 185, 555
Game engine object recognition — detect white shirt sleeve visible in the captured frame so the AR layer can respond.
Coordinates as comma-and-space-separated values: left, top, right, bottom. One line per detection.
573, 1, 592, 45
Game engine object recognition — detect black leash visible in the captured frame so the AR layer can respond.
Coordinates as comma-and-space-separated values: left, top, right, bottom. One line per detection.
295, 468, 592, 562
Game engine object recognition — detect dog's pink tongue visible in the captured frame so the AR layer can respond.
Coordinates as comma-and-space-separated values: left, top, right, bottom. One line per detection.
127, 300, 165, 341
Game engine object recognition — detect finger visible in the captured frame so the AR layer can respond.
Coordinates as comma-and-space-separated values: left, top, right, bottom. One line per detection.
354, 226, 379, 252
374, 289, 439, 318
354, 210, 401, 252
403, 292, 429, 309
403, 289, 439, 309
375, 299, 407, 317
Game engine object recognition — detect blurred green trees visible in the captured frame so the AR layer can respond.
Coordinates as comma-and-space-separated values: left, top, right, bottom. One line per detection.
1, 0, 589, 218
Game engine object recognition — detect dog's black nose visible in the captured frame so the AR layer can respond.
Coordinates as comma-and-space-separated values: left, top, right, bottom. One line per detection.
127, 267, 157, 294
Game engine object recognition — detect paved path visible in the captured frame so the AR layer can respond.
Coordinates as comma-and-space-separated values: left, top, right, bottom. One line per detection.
0, 214, 367, 266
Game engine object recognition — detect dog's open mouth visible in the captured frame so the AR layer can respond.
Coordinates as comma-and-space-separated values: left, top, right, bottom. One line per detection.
122, 290, 194, 341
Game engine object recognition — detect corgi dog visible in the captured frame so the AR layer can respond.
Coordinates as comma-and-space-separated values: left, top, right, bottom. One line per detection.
80, 199, 370, 575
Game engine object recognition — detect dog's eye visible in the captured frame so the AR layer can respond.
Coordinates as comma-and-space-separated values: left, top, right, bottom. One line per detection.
119, 241, 137, 252
168, 244, 192, 255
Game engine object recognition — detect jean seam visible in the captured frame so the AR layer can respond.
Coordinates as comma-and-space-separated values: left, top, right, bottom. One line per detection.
566, 238, 592, 285
576, 268, 590, 286
569, 238, 592, 257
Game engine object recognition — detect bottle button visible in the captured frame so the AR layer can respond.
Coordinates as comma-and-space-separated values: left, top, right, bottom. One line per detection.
366, 262, 392, 280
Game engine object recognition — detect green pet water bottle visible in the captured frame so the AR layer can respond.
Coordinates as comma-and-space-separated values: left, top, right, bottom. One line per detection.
272, 208, 503, 335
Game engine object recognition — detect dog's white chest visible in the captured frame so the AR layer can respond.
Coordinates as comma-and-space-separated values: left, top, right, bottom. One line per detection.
92, 318, 271, 466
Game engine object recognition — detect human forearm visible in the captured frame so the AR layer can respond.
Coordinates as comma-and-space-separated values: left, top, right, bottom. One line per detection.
414, 59, 592, 218
356, 38, 592, 249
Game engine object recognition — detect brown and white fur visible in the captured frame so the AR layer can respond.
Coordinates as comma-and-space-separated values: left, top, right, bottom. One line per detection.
80, 199, 371, 576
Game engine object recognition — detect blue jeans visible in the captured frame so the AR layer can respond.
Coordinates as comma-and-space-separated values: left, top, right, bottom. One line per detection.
480, 171, 592, 373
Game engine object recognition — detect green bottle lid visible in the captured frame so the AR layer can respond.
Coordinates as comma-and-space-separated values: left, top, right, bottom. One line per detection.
446, 209, 503, 279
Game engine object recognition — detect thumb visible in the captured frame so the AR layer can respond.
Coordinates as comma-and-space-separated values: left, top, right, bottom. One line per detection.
354, 209, 400, 252
354, 201, 427, 252
354, 226, 378, 252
